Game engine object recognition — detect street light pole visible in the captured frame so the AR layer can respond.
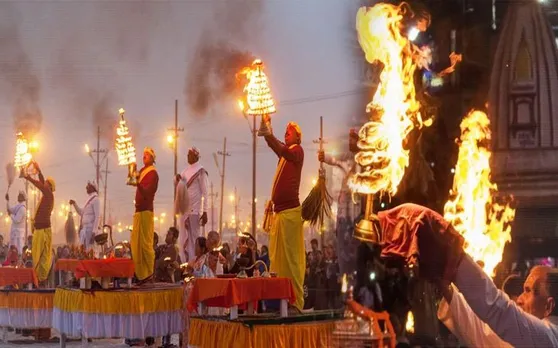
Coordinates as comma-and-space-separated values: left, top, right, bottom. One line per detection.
168, 99, 184, 228
252, 116, 257, 240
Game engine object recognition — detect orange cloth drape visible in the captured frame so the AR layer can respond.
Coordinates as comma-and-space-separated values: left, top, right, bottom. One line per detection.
54, 259, 81, 272
0, 267, 38, 287
189, 319, 251, 348
186, 277, 295, 312
252, 322, 335, 348
74, 258, 135, 279
188, 318, 334, 348
0, 291, 54, 310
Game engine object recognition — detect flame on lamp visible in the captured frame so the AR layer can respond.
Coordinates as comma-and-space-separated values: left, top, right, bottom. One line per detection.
238, 59, 277, 116
406, 311, 415, 333
348, 3, 432, 196
443, 110, 515, 277
14, 133, 33, 169
115, 108, 136, 166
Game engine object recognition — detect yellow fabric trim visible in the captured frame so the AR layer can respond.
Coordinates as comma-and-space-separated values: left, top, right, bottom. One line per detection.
53, 288, 182, 315
32, 227, 52, 282
132, 211, 155, 280
252, 322, 335, 348
269, 206, 305, 310
0, 292, 54, 310
188, 318, 334, 348
139, 165, 156, 184
189, 319, 251, 348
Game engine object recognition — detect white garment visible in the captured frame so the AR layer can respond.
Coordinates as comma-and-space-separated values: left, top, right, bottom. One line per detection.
455, 254, 558, 347
7, 202, 26, 253
438, 283, 511, 347
74, 193, 101, 251
178, 162, 208, 263
180, 214, 200, 263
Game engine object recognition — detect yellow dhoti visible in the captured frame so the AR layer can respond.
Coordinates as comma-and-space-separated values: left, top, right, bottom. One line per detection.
131, 211, 155, 280
32, 227, 52, 282
269, 206, 306, 310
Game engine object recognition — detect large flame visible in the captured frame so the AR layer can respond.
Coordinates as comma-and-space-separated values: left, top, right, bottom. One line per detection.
348, 3, 431, 196
14, 132, 33, 169
443, 110, 515, 277
115, 108, 137, 166
238, 59, 276, 116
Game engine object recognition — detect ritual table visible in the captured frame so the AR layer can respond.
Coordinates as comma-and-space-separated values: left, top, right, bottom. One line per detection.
0, 267, 38, 289
0, 289, 55, 343
187, 277, 296, 319
73, 258, 135, 289
53, 285, 183, 347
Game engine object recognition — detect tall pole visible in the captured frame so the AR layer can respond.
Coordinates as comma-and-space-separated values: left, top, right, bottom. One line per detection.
252, 116, 257, 240
174, 100, 178, 228
96, 126, 101, 190
234, 186, 239, 235
217, 137, 230, 232
168, 99, 183, 228
210, 182, 217, 231
102, 157, 110, 226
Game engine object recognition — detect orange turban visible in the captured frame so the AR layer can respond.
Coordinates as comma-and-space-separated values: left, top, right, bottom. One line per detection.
287, 122, 302, 143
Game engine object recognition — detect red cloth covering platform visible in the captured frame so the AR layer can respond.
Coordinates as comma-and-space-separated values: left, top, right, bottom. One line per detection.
0, 267, 38, 288
187, 277, 295, 313
74, 258, 135, 279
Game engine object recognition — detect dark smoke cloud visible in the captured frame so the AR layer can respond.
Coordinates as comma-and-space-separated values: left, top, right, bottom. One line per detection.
0, 3, 42, 137
48, 1, 167, 142
185, 0, 263, 116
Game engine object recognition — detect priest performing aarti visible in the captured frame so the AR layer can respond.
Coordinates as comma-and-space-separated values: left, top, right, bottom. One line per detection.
131, 147, 159, 282
69, 181, 101, 254
115, 108, 159, 282
260, 118, 305, 311
5, 191, 27, 254
22, 160, 55, 285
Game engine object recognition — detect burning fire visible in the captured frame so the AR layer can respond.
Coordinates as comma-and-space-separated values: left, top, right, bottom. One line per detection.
341, 273, 348, 293
406, 311, 414, 333
443, 110, 515, 277
237, 59, 276, 116
115, 108, 136, 166
14, 133, 33, 169
348, 3, 432, 196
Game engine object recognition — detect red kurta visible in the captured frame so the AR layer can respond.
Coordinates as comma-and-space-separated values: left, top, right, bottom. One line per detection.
264, 134, 304, 213
135, 166, 159, 213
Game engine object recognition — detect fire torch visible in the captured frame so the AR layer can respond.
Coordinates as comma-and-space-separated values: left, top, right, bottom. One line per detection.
115, 108, 138, 185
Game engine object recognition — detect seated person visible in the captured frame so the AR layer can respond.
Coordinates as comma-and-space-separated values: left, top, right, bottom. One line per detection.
184, 237, 210, 278
2, 246, 18, 266
228, 233, 256, 277
154, 227, 181, 283
206, 231, 227, 275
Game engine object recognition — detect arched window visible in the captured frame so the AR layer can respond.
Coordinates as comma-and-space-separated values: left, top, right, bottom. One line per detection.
514, 34, 533, 82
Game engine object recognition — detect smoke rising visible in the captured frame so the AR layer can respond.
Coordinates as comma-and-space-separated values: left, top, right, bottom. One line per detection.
185, 0, 264, 116
48, 1, 167, 142
0, 3, 42, 137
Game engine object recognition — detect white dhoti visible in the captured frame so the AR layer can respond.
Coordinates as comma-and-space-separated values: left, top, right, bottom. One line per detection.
178, 213, 200, 263
9, 227, 25, 254
79, 227, 94, 252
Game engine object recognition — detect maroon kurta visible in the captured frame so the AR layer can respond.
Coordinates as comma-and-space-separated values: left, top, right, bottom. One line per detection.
135, 166, 159, 213
264, 134, 304, 213
26, 173, 54, 230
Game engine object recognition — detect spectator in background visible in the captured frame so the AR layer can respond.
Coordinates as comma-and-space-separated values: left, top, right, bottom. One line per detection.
154, 227, 181, 283
502, 273, 525, 302
0, 235, 8, 263
258, 245, 270, 274
324, 242, 341, 309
